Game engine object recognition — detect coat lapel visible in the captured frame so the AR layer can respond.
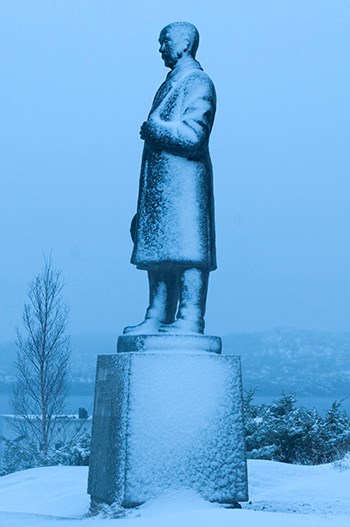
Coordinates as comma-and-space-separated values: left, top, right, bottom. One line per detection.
149, 78, 173, 115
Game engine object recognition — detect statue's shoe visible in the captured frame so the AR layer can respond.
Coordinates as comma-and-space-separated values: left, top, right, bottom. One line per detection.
123, 318, 161, 335
159, 318, 204, 335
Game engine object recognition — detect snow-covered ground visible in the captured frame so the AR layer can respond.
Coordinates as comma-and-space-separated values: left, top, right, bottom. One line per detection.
0, 458, 349, 526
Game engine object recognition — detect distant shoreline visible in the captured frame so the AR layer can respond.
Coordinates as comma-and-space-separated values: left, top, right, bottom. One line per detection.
1, 392, 349, 416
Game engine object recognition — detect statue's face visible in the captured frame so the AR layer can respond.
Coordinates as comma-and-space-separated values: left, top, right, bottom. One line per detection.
159, 28, 188, 69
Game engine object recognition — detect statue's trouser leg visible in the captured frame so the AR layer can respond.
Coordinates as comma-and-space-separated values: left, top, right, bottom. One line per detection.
146, 270, 179, 324
176, 268, 209, 333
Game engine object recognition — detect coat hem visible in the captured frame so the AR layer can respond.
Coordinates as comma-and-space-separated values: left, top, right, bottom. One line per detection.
131, 260, 217, 272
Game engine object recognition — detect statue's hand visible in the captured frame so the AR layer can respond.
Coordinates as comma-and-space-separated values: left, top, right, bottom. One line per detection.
140, 121, 152, 141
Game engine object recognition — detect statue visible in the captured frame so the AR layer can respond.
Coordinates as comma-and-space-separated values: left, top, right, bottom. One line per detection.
124, 22, 217, 336
88, 24, 248, 509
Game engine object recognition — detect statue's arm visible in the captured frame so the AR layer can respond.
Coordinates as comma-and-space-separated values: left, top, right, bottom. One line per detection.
144, 76, 216, 157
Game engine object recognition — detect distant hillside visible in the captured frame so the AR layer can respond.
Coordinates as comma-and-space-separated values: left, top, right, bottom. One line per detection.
0, 333, 116, 394
223, 329, 350, 397
1, 330, 349, 398
0, 341, 17, 391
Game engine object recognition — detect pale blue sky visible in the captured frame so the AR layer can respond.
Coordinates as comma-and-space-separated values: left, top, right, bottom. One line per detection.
1, 0, 349, 340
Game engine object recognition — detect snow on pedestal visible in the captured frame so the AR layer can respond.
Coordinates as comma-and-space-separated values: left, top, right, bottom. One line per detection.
88, 335, 248, 508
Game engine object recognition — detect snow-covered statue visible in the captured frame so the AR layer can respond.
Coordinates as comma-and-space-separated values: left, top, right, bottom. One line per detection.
125, 22, 217, 335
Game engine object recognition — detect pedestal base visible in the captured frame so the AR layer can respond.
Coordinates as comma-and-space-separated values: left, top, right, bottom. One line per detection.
87, 335, 248, 507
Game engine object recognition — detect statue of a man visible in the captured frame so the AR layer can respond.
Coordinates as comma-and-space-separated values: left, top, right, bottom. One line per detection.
124, 22, 217, 335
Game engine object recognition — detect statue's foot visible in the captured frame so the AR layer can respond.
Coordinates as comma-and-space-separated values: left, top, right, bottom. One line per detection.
123, 318, 161, 335
159, 318, 204, 335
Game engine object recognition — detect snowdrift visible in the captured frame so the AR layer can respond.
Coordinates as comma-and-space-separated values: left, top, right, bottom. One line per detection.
0, 458, 349, 526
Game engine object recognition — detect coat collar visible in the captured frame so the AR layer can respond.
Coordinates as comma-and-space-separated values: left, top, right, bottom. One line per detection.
166, 56, 203, 83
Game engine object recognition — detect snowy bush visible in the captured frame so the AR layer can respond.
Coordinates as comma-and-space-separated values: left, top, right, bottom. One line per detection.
244, 390, 350, 464
48, 432, 91, 467
0, 432, 90, 476
333, 452, 350, 471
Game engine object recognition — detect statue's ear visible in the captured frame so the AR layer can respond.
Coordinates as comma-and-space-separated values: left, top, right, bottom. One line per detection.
183, 38, 190, 53
177, 38, 190, 59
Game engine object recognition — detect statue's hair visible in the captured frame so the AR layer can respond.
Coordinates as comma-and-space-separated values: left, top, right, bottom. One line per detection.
162, 22, 200, 57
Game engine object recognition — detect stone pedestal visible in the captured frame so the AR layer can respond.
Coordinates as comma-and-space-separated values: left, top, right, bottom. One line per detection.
88, 335, 248, 508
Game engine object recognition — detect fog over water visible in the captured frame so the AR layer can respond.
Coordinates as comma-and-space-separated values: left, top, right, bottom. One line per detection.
1, 1, 349, 341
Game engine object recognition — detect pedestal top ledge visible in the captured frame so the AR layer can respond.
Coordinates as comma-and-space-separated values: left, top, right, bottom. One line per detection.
117, 334, 222, 355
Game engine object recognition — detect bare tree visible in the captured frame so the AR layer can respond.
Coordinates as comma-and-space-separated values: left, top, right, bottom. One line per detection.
10, 256, 71, 457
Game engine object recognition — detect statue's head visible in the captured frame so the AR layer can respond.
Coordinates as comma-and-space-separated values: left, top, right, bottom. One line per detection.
159, 22, 199, 69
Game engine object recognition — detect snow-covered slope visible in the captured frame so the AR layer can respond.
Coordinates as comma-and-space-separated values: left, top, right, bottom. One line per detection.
0, 458, 349, 526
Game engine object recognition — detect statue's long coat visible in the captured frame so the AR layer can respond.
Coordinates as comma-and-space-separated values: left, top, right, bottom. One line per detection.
131, 57, 217, 271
